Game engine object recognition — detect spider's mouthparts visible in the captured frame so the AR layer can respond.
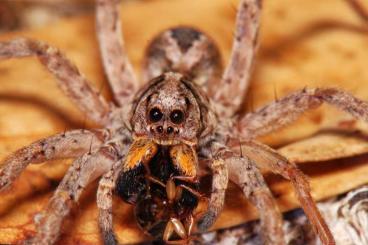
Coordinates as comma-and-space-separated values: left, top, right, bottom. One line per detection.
154, 139, 181, 146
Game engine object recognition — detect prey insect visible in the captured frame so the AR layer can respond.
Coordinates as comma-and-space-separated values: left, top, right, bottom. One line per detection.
1, 0, 368, 244
116, 142, 203, 243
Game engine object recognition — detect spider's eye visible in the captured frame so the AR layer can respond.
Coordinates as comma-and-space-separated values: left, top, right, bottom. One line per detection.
149, 108, 163, 122
170, 110, 185, 124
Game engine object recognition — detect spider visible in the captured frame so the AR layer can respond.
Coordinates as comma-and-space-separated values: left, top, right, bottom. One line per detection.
1, 0, 368, 244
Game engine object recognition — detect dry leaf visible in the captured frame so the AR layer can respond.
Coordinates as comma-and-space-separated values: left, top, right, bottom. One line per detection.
279, 129, 368, 163
0, 0, 368, 244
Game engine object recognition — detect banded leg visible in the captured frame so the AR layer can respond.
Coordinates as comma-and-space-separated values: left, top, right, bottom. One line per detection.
97, 161, 123, 245
238, 140, 335, 245
239, 88, 368, 139
227, 155, 285, 245
98, 138, 155, 245
0, 38, 110, 125
213, 0, 261, 117
27, 144, 119, 245
0, 129, 108, 191
96, 0, 138, 106
197, 144, 228, 232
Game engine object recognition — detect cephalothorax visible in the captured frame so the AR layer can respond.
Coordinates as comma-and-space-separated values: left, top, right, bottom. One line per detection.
1, 0, 368, 244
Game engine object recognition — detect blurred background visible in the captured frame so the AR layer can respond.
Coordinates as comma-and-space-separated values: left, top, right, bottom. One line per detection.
0, 0, 105, 33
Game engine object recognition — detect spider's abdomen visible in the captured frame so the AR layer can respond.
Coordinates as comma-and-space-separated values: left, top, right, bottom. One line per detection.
143, 27, 222, 91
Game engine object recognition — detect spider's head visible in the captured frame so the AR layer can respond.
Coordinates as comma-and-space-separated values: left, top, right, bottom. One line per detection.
131, 72, 214, 146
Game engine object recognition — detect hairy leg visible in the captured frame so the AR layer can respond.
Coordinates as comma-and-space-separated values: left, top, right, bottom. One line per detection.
237, 140, 335, 245
0, 38, 110, 125
27, 144, 119, 245
197, 143, 228, 232
0, 129, 108, 191
213, 0, 261, 117
96, 0, 138, 106
239, 88, 368, 139
97, 161, 123, 245
227, 155, 285, 245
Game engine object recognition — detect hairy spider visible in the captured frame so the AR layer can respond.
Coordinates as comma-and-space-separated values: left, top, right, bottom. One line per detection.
1, 0, 368, 244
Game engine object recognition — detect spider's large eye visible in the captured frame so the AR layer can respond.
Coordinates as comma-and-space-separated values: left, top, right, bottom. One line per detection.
149, 108, 163, 122
170, 110, 185, 124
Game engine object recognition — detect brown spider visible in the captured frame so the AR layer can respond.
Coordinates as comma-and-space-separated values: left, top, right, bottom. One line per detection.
1, 0, 368, 244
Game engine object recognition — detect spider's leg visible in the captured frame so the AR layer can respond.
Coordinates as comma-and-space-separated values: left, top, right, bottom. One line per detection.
239, 88, 368, 139
238, 140, 335, 245
96, 0, 138, 106
197, 144, 228, 232
213, 0, 260, 117
26, 144, 119, 245
98, 138, 156, 245
97, 161, 123, 245
227, 154, 285, 245
0, 129, 107, 191
0, 39, 110, 125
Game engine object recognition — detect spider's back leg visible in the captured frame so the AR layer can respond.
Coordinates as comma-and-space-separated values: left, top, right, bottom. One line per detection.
142, 27, 223, 94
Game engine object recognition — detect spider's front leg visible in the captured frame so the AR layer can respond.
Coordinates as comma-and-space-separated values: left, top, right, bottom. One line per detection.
97, 138, 156, 245
227, 154, 285, 245
0, 38, 110, 125
0, 129, 107, 191
26, 143, 120, 245
96, 0, 138, 106
97, 161, 123, 245
239, 88, 368, 139
197, 143, 228, 232
198, 143, 285, 244
237, 140, 335, 245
